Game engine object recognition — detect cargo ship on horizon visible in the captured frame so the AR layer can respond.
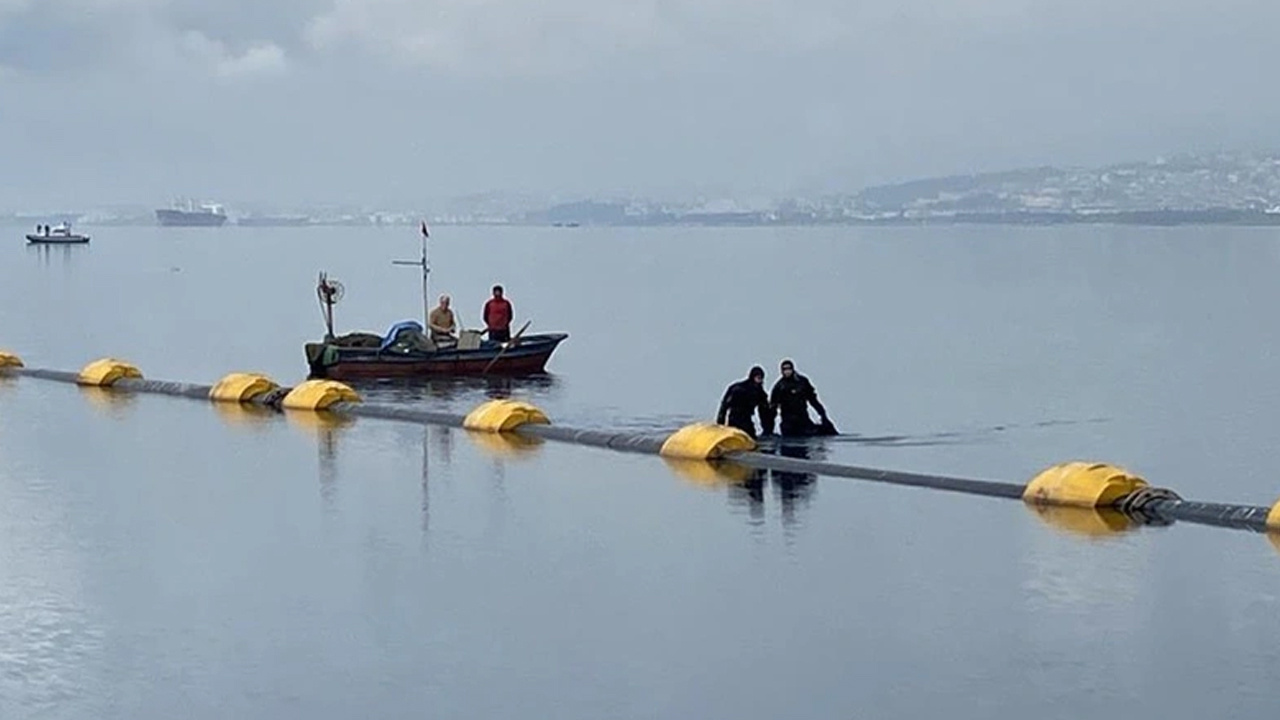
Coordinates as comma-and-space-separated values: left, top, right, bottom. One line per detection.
155, 199, 227, 227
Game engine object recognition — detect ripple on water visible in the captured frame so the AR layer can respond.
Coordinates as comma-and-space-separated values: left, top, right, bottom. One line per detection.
0, 590, 103, 714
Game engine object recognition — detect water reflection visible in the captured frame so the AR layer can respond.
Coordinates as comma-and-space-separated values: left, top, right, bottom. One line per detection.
466, 429, 545, 459
420, 425, 431, 543
662, 457, 753, 487
26, 242, 87, 271
211, 401, 279, 428
727, 466, 768, 528
668, 440, 822, 532
351, 373, 560, 400
772, 443, 818, 532
432, 421, 454, 466
730, 443, 819, 536
1023, 504, 1140, 539
347, 373, 564, 411
284, 410, 355, 510
1267, 531, 1280, 559
278, 409, 442, 545
350, 376, 560, 538
77, 387, 136, 418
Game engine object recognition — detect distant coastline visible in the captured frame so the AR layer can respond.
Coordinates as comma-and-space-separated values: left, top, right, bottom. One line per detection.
518, 207, 1280, 228
9, 207, 1280, 228
12, 151, 1280, 229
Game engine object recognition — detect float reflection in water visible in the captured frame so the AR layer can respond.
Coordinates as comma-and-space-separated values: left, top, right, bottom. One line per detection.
466, 429, 545, 459
78, 385, 137, 418
212, 401, 279, 428
1024, 504, 1140, 538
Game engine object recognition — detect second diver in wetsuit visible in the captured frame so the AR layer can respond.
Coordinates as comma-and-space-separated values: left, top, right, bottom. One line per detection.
717, 365, 775, 439
769, 358, 837, 437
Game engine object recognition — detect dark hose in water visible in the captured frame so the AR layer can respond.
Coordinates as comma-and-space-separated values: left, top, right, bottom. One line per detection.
2, 361, 1278, 538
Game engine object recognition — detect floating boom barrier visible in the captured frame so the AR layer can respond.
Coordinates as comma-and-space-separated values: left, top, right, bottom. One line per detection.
3, 350, 1280, 545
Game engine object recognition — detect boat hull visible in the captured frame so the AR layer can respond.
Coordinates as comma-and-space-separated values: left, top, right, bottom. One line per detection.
26, 234, 89, 244
305, 332, 568, 380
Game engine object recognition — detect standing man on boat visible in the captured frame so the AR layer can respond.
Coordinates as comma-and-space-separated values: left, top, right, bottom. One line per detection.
717, 365, 774, 439
428, 294, 457, 344
769, 359, 837, 437
483, 285, 514, 343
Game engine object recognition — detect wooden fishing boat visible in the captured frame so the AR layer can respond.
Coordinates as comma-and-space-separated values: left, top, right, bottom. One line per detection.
302, 223, 568, 380
304, 324, 568, 379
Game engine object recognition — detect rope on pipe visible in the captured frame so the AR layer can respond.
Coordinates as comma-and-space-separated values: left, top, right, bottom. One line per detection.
1114, 486, 1182, 526
4, 352, 1280, 540
1131, 498, 1273, 532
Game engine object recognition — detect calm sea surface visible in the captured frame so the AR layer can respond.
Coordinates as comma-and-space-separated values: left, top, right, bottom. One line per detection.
2, 223, 1280, 718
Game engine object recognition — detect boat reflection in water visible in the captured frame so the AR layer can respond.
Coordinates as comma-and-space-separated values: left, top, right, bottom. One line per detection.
284, 408, 356, 511
28, 241, 80, 268
345, 373, 563, 405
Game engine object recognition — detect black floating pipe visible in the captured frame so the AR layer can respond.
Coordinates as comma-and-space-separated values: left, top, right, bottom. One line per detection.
114, 377, 216, 401
328, 400, 465, 428
723, 451, 1028, 500
3, 362, 1278, 538
1137, 499, 1272, 532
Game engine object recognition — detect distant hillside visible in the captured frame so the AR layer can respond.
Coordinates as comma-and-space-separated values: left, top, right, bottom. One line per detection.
846, 152, 1280, 217
855, 166, 1062, 209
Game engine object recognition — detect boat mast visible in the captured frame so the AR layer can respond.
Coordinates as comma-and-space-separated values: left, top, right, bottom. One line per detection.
393, 221, 431, 328
316, 271, 344, 341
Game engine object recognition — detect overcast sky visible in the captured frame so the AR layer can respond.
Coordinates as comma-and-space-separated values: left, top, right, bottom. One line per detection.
3, 0, 1279, 209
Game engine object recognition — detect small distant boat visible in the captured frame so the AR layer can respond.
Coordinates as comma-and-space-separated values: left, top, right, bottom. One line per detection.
26, 222, 90, 244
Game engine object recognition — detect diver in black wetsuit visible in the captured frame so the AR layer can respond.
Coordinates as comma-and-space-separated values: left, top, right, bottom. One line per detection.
716, 365, 774, 439
769, 358, 836, 437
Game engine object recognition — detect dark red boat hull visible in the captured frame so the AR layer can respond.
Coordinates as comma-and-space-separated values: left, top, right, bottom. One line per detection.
306, 332, 567, 380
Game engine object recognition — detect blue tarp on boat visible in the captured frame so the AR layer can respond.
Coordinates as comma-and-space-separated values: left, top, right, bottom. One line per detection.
380, 320, 425, 350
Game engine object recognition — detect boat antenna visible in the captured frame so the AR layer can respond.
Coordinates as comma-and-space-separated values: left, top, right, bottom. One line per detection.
393, 220, 431, 328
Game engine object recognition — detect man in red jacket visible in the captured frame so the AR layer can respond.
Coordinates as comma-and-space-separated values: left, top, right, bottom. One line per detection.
483, 284, 514, 342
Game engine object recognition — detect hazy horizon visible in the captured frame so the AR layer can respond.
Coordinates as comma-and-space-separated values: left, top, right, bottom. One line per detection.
4, 0, 1280, 209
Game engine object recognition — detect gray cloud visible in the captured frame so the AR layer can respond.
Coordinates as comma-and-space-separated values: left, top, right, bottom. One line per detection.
3, 0, 1280, 209
0, 2, 121, 73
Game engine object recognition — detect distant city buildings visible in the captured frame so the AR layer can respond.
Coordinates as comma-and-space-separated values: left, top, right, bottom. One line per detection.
9, 151, 1280, 228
